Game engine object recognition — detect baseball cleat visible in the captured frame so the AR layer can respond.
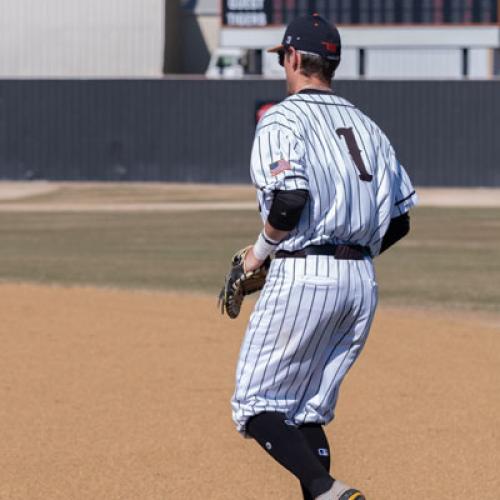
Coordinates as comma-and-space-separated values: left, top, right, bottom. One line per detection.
315, 480, 365, 500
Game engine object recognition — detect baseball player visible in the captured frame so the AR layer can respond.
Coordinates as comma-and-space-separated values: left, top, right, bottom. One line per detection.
231, 14, 417, 500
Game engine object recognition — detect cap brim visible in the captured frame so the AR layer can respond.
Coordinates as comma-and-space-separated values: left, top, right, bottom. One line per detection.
267, 44, 284, 53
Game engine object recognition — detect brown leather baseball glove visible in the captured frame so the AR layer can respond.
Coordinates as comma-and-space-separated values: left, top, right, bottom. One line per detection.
218, 246, 271, 319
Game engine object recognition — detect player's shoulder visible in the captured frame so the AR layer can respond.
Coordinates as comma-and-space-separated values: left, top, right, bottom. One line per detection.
255, 100, 301, 137
278, 91, 380, 132
333, 94, 381, 132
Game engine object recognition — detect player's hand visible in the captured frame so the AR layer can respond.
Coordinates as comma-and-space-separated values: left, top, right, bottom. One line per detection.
243, 246, 265, 273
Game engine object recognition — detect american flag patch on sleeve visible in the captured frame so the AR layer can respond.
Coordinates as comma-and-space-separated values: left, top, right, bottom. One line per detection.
270, 159, 292, 176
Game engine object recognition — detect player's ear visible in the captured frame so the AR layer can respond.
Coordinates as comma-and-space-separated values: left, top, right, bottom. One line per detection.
290, 47, 300, 72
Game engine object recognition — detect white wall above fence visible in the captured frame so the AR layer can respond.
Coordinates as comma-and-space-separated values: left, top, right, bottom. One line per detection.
366, 48, 463, 79
221, 25, 500, 49
221, 24, 499, 78
339, 25, 500, 48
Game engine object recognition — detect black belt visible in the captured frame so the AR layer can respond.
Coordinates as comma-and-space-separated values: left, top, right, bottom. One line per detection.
275, 244, 370, 261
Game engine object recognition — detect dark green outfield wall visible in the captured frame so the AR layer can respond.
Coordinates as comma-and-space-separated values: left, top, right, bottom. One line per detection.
0, 79, 499, 186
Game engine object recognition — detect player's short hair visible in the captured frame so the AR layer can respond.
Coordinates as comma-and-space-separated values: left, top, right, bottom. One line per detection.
299, 51, 338, 83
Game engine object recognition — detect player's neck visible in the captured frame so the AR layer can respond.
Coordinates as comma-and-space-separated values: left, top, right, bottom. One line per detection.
291, 77, 332, 95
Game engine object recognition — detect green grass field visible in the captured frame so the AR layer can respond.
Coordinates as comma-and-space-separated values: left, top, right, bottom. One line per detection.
0, 206, 498, 311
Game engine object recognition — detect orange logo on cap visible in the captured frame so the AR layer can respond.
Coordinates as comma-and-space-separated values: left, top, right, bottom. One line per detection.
321, 41, 338, 53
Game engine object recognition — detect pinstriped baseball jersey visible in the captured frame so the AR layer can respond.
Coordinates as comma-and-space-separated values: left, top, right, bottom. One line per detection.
232, 89, 417, 435
250, 90, 417, 256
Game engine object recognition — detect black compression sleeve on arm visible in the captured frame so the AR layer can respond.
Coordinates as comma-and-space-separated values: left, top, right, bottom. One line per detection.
380, 212, 410, 254
268, 189, 309, 231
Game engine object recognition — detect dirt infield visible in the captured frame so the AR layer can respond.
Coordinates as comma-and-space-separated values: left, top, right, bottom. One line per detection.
1, 284, 498, 500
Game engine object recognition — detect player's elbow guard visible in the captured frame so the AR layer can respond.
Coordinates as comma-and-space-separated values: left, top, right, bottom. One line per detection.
268, 189, 309, 231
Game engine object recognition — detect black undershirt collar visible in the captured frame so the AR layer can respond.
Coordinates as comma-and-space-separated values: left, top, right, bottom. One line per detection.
297, 88, 334, 95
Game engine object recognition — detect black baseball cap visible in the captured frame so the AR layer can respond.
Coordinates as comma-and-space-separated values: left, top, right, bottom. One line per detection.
268, 14, 341, 63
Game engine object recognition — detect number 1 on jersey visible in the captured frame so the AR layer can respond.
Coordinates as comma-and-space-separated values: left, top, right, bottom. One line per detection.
336, 127, 373, 182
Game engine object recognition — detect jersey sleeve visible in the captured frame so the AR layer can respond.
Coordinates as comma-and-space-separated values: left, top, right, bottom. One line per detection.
387, 144, 417, 217
391, 160, 417, 217
250, 120, 308, 193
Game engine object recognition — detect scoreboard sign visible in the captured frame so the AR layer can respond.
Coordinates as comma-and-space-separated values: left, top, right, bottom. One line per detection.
223, 0, 273, 26
222, 0, 498, 25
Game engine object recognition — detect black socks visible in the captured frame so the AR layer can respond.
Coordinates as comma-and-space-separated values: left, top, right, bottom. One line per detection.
246, 412, 333, 498
298, 424, 331, 500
